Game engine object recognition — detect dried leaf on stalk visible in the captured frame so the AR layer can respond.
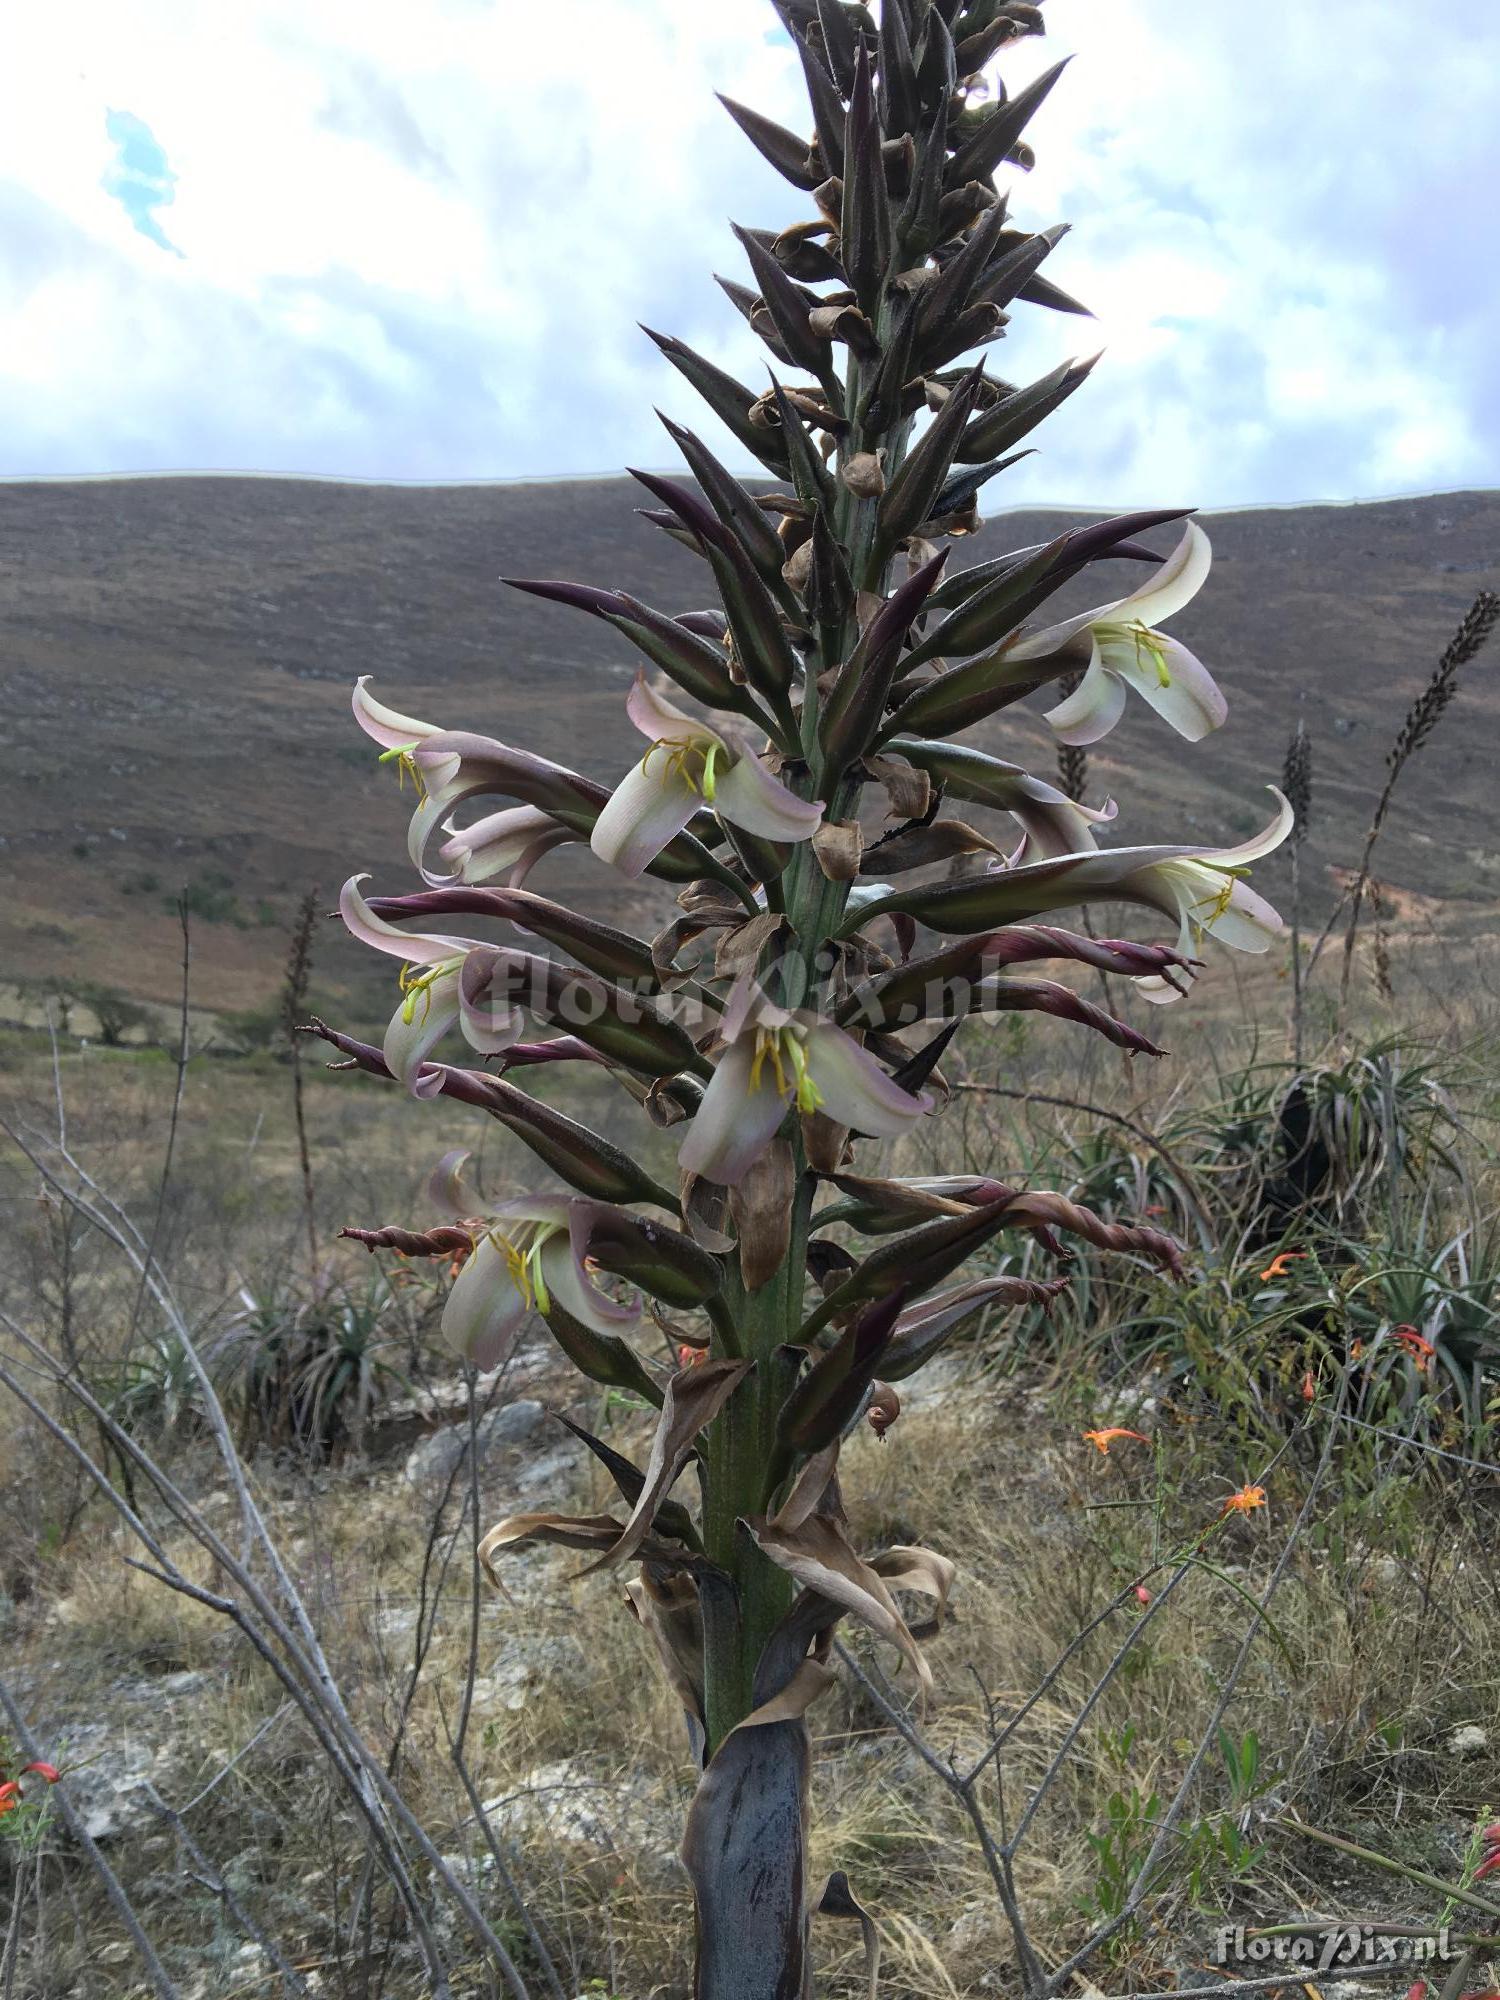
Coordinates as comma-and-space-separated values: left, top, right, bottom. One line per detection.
741, 1512, 937, 1695
813, 819, 865, 882
552, 1413, 701, 1548
730, 1140, 797, 1293
588, 1359, 751, 1572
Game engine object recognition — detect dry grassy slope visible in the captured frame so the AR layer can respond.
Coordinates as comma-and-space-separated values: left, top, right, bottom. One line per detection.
3, 476, 1497, 1011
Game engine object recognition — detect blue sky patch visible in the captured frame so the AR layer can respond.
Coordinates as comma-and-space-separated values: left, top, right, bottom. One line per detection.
102, 109, 183, 256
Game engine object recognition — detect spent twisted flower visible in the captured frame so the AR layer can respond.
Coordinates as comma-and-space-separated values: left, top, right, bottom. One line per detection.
679, 976, 931, 1186
1005, 522, 1227, 746
592, 677, 824, 877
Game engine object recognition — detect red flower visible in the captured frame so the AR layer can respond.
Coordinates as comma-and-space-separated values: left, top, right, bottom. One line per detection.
21, 1762, 59, 1786
1257, 1250, 1305, 1282
1392, 1324, 1436, 1364
1134, 1584, 1152, 1606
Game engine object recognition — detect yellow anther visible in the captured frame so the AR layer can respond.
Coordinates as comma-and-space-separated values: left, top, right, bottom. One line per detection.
378, 743, 428, 799
647, 736, 720, 801
397, 958, 456, 1025
748, 1028, 823, 1113
1128, 620, 1173, 689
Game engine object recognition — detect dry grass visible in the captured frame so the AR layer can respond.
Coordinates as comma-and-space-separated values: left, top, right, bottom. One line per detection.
1, 953, 1498, 1997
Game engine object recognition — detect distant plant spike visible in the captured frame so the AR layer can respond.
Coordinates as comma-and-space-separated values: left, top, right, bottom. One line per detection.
1281, 719, 1312, 847
1370, 879, 1394, 1001
1054, 667, 1089, 802
1390, 588, 1500, 772
1329, 588, 1498, 1003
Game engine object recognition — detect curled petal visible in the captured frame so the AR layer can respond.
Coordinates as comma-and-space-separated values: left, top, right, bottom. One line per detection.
804, 1023, 931, 1138
441, 1233, 527, 1371
437, 805, 573, 887
539, 1230, 642, 1336
383, 968, 463, 1099
626, 673, 721, 749
1042, 647, 1127, 745
339, 875, 479, 965
591, 750, 701, 877
1199, 788, 1296, 867
456, 947, 526, 1055
352, 675, 438, 750
711, 752, 825, 843
678, 1041, 792, 1186
428, 1148, 477, 1218
1109, 520, 1212, 627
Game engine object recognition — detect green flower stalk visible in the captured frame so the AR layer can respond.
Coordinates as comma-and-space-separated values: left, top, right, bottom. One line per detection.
317, 3, 1285, 1991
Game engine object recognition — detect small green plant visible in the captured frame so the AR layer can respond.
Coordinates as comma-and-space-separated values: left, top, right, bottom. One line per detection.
218, 1270, 412, 1455
1082, 1785, 1164, 1928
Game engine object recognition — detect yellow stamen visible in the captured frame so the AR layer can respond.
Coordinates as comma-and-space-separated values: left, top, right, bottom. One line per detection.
397, 958, 456, 1025
378, 743, 428, 798
747, 1028, 823, 1113
1128, 619, 1173, 689
646, 736, 720, 801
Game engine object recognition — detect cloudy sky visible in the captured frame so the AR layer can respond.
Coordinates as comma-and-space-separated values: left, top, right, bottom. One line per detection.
2, 0, 1496, 506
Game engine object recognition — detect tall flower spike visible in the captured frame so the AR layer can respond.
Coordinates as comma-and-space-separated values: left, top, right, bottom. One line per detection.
591, 676, 824, 878
680, 977, 931, 1187
1004, 522, 1227, 745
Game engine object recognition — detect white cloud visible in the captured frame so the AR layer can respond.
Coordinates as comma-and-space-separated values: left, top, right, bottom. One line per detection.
0, 0, 1495, 501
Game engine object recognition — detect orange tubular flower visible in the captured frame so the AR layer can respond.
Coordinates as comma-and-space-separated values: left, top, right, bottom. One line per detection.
1082, 1427, 1150, 1455
21, 1763, 59, 1785
1392, 1325, 1436, 1364
1300, 1369, 1317, 1402
1257, 1250, 1305, 1282
1221, 1483, 1267, 1516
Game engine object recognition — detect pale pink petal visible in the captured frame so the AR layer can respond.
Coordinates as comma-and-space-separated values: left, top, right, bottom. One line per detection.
1108, 520, 1212, 627
1096, 630, 1227, 741
1001, 605, 1102, 664
1199, 877, 1284, 953
457, 948, 525, 1056
538, 1231, 641, 1333
339, 875, 478, 965
383, 970, 462, 1099
428, 1149, 476, 1218
804, 1023, 931, 1138
441, 1234, 527, 1371
678, 1042, 792, 1186
625, 673, 722, 749
590, 750, 701, 877
711, 753, 826, 842
1008, 783, 1115, 861
352, 675, 438, 750
1042, 648, 1128, 746
439, 806, 571, 886
720, 972, 793, 1043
